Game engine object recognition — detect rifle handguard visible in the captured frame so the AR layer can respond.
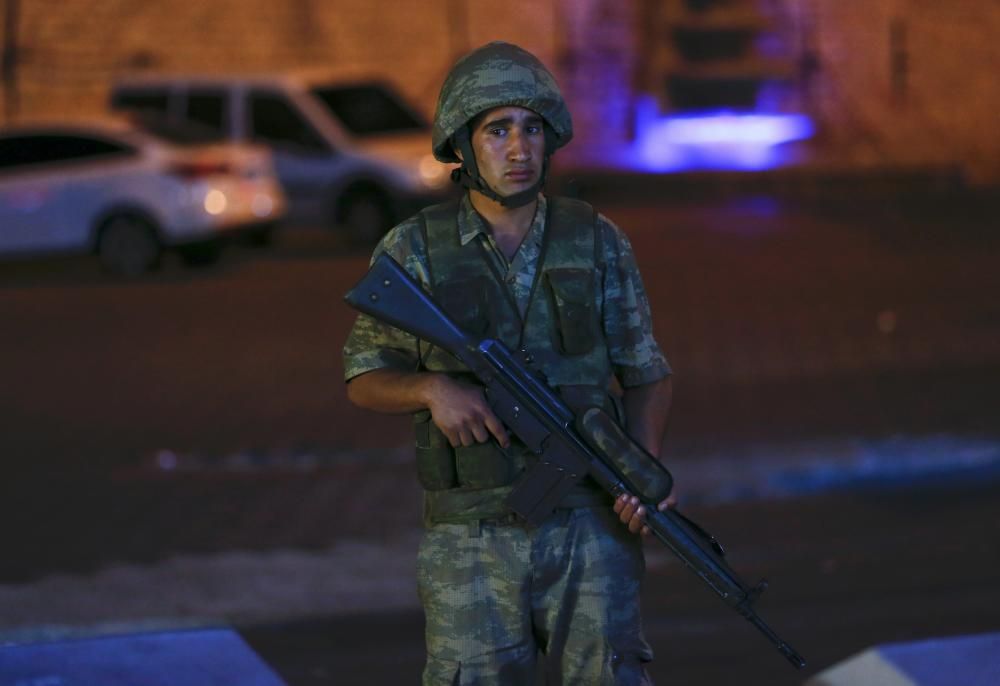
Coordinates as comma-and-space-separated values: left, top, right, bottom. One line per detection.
575, 407, 674, 504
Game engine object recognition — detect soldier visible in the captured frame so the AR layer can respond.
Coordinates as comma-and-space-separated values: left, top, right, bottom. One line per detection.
343, 41, 674, 685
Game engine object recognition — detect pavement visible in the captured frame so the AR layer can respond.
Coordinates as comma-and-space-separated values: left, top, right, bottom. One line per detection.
4, 471, 996, 685
1, 170, 999, 684
237, 481, 1000, 686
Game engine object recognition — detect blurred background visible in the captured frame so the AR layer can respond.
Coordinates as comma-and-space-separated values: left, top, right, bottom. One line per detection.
1, 1, 998, 685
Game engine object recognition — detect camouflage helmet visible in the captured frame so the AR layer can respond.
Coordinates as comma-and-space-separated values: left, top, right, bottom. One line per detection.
432, 41, 573, 163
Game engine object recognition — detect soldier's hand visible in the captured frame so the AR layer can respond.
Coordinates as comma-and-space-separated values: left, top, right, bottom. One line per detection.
614, 490, 678, 536
424, 374, 510, 449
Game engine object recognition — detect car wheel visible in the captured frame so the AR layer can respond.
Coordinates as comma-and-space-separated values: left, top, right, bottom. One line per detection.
178, 239, 222, 266
339, 188, 393, 245
97, 215, 161, 276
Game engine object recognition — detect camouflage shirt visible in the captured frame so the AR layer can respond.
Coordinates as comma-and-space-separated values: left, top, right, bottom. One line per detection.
343, 193, 670, 387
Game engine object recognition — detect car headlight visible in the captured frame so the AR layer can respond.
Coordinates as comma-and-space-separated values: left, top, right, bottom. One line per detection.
252, 194, 274, 218
203, 189, 228, 215
419, 154, 453, 190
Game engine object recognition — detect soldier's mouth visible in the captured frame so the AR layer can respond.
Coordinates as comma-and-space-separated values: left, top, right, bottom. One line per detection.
505, 169, 535, 181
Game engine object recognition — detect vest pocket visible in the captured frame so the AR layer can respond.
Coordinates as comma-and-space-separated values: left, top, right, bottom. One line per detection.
455, 442, 515, 489
414, 410, 458, 491
544, 268, 598, 355
415, 412, 516, 491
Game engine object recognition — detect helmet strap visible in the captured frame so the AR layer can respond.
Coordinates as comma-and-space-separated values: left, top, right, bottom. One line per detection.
450, 126, 548, 209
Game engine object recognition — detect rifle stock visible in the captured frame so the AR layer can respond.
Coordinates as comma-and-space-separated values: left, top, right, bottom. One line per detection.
345, 253, 806, 670
344, 252, 478, 368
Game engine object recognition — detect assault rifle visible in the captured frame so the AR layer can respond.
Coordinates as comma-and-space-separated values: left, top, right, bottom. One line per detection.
345, 253, 806, 670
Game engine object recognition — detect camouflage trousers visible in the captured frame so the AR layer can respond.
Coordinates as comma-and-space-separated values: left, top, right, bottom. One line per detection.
417, 506, 654, 685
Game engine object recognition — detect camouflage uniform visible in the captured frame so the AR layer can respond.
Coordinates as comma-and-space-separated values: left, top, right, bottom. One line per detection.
344, 194, 670, 684
343, 195, 669, 391
342, 41, 671, 685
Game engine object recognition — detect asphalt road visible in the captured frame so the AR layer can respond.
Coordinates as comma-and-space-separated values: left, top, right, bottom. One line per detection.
1, 188, 999, 684
2, 193, 997, 472
239, 481, 1000, 686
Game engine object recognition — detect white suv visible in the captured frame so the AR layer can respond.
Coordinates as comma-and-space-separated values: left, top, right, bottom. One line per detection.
110, 73, 455, 243
0, 119, 285, 274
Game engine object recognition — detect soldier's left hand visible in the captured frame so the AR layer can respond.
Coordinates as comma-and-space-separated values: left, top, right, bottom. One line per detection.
614, 490, 678, 536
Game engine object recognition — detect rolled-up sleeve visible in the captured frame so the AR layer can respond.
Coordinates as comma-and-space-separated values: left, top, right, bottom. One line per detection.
598, 215, 672, 387
342, 217, 430, 381
342, 312, 422, 380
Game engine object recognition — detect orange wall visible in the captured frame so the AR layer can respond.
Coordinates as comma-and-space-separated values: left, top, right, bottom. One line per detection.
3, 0, 999, 181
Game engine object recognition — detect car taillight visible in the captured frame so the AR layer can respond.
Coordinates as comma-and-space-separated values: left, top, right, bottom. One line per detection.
169, 160, 232, 179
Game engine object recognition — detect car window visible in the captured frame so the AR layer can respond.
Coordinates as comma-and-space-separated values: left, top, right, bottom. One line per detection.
112, 89, 170, 116
249, 92, 328, 153
0, 135, 135, 171
129, 113, 226, 146
310, 83, 427, 137
185, 90, 229, 140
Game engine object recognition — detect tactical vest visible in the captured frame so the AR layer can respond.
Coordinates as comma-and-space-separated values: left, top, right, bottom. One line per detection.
414, 196, 618, 525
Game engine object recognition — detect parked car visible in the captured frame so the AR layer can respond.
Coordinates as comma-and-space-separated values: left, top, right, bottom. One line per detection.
109, 73, 455, 243
0, 119, 286, 275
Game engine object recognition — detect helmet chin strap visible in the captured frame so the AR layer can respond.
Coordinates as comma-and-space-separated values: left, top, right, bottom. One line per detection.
451, 128, 548, 209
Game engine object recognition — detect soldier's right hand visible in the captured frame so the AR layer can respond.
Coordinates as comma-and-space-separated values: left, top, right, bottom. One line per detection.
423, 374, 510, 449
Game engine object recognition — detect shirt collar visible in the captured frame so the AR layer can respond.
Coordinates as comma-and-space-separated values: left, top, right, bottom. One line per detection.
457, 193, 547, 247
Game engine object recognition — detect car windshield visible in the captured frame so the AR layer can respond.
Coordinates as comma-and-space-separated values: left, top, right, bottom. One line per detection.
310, 83, 427, 137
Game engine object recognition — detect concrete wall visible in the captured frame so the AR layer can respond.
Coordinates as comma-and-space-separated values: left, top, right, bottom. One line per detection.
0, 0, 557, 126
796, 0, 1000, 182
2, 0, 999, 182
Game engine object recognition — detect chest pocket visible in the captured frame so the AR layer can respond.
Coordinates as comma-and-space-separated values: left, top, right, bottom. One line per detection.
544, 268, 598, 356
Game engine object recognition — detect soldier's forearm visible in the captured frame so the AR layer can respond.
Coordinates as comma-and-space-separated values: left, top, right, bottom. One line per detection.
621, 375, 673, 458
346, 368, 446, 415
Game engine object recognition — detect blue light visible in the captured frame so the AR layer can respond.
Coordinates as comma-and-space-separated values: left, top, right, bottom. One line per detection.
630, 97, 815, 172
650, 113, 814, 145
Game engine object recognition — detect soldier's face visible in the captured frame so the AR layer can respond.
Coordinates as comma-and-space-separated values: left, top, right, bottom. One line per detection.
467, 106, 545, 197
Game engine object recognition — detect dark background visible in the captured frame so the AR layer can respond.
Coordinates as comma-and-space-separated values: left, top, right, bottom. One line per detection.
2, 175, 999, 684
